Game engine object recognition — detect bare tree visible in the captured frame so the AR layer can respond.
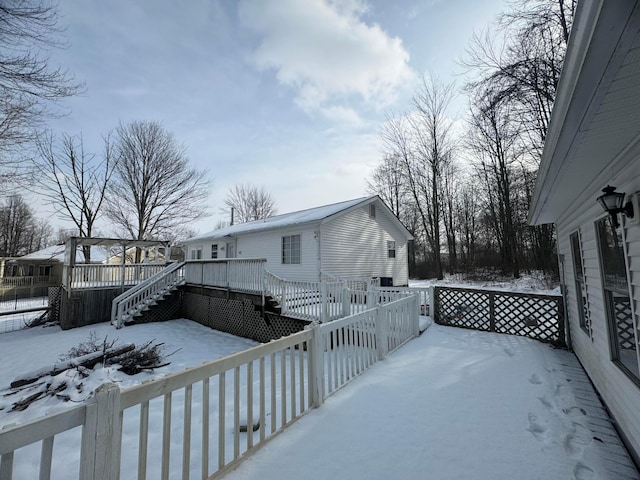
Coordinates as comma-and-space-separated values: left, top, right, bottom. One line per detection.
0, 195, 35, 256
33, 131, 114, 260
0, 1, 82, 177
105, 121, 211, 244
463, 0, 574, 161
466, 94, 522, 277
223, 184, 277, 224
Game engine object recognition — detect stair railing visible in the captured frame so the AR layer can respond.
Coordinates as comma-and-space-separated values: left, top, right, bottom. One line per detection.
111, 261, 185, 328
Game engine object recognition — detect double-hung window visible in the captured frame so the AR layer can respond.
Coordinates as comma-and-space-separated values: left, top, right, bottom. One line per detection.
595, 216, 638, 382
190, 247, 202, 260
387, 240, 396, 258
570, 231, 590, 336
282, 235, 301, 264
211, 244, 218, 259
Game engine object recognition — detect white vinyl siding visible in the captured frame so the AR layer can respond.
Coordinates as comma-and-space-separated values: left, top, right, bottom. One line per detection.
320, 202, 409, 286
556, 174, 640, 459
234, 226, 319, 282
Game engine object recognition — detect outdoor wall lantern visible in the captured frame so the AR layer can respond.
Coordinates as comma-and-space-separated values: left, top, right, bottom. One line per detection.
597, 185, 634, 228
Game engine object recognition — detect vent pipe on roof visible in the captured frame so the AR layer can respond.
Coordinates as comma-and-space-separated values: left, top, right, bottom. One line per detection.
230, 207, 235, 226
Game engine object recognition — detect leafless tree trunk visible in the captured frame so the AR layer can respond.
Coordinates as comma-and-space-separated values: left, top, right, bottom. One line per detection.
222, 184, 277, 224
33, 132, 114, 261
0, 195, 34, 256
467, 96, 521, 277
105, 121, 211, 255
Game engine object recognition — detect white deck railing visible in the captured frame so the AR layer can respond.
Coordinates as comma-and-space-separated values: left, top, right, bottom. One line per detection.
184, 259, 267, 294
265, 272, 349, 322
0, 296, 419, 480
111, 262, 185, 328
0, 276, 52, 287
65, 264, 166, 290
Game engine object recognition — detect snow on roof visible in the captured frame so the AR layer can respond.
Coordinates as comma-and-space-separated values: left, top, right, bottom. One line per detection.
19, 244, 108, 263
189, 196, 374, 242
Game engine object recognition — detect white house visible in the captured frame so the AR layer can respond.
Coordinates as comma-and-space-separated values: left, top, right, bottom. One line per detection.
184, 196, 413, 286
529, 0, 640, 463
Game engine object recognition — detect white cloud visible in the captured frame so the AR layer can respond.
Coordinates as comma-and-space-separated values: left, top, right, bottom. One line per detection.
239, 0, 414, 116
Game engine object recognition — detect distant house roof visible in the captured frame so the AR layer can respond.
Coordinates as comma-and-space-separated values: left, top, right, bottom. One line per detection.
19, 244, 108, 264
188, 196, 412, 242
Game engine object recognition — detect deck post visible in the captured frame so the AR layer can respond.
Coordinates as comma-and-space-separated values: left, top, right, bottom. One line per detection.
342, 287, 350, 318
80, 382, 122, 480
375, 306, 387, 360
413, 294, 420, 337
309, 322, 325, 407
320, 282, 328, 323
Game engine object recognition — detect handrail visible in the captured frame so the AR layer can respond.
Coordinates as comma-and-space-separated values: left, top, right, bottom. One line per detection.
111, 262, 185, 328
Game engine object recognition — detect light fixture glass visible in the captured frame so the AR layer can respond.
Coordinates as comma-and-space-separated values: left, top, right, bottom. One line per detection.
597, 185, 634, 228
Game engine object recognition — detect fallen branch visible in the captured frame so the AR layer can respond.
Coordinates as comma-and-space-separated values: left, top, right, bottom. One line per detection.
10, 344, 135, 389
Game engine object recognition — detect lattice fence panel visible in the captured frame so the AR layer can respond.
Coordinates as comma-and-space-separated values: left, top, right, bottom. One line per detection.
435, 287, 564, 346
614, 297, 635, 350
494, 294, 561, 342
436, 288, 491, 331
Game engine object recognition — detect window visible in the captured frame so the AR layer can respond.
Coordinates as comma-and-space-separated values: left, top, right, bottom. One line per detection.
211, 244, 218, 259
570, 231, 590, 336
38, 265, 51, 277
190, 247, 202, 260
595, 216, 638, 382
369, 204, 376, 219
282, 235, 301, 264
387, 240, 396, 258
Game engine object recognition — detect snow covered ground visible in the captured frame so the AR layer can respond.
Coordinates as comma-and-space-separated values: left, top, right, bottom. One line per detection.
225, 324, 638, 480
0, 320, 258, 428
410, 272, 560, 295
2, 317, 637, 479
0, 296, 48, 333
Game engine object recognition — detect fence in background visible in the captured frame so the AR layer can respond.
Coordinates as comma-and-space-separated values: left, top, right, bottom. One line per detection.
434, 286, 565, 346
0, 295, 419, 480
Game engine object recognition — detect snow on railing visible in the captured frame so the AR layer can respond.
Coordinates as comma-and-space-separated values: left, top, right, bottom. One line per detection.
0, 296, 420, 480
184, 259, 266, 294
111, 262, 185, 328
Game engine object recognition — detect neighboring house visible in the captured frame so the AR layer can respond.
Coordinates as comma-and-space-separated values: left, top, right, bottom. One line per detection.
529, 0, 640, 463
1, 244, 107, 285
184, 196, 413, 286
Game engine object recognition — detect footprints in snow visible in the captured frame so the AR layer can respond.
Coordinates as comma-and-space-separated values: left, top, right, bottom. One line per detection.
574, 462, 596, 480
528, 373, 542, 384
527, 371, 598, 479
565, 422, 593, 457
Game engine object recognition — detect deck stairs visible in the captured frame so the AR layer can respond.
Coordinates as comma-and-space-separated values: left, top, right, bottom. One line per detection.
111, 261, 185, 328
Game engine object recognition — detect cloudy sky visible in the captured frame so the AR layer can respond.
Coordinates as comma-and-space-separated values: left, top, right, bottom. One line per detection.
45, 0, 507, 235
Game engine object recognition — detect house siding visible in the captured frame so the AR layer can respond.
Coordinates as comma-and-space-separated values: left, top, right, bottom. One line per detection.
320, 204, 409, 285
557, 175, 640, 460
235, 225, 320, 282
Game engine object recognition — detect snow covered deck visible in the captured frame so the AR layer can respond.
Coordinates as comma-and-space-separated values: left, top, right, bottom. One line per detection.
225, 324, 639, 480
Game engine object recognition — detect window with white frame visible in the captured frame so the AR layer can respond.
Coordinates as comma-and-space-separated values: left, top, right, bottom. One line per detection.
211, 244, 218, 259
282, 234, 301, 264
595, 216, 638, 382
387, 240, 396, 258
190, 247, 202, 260
570, 231, 590, 336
